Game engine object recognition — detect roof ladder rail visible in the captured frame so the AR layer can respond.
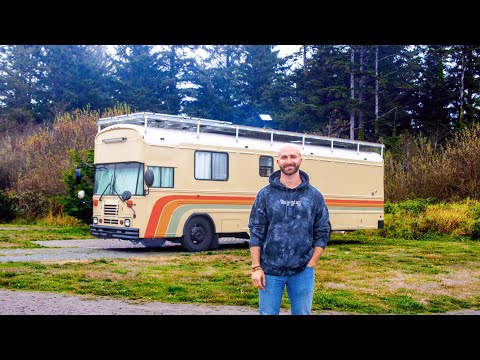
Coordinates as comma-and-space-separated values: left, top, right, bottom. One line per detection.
96, 112, 385, 158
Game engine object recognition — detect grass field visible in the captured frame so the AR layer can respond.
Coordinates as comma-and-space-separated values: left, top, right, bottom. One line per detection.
0, 225, 479, 314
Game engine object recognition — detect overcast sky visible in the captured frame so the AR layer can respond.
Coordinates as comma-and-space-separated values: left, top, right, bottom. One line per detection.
107, 45, 301, 59
276, 45, 301, 57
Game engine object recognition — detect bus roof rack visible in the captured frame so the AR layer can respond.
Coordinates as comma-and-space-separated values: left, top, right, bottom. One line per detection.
97, 112, 384, 157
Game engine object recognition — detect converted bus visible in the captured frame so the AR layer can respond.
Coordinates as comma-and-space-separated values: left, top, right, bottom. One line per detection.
77, 112, 384, 252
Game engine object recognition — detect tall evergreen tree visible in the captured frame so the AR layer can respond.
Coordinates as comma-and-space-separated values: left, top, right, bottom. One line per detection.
374, 45, 422, 143
280, 45, 352, 135
156, 45, 198, 115
236, 45, 282, 126
112, 45, 161, 112
0, 45, 44, 125
182, 45, 243, 121
38, 45, 115, 118
446, 45, 480, 128
412, 45, 456, 143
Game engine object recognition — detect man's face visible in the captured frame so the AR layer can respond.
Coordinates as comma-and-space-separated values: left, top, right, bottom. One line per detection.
277, 146, 302, 176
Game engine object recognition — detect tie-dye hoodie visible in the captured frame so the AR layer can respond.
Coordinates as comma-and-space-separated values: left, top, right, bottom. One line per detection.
248, 169, 330, 276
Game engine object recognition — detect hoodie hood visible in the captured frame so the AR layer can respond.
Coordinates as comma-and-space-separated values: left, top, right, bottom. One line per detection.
268, 169, 310, 219
269, 169, 310, 191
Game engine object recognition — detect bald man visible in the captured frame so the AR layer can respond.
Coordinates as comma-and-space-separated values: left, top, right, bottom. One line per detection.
248, 143, 330, 315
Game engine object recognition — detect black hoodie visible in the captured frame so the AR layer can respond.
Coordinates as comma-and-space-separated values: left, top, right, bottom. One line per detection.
248, 169, 330, 276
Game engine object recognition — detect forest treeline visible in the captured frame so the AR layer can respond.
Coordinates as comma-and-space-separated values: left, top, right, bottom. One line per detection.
2, 45, 480, 141
1, 45, 480, 221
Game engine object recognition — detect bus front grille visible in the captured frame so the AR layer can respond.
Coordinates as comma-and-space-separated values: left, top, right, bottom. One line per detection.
103, 218, 118, 224
104, 204, 119, 216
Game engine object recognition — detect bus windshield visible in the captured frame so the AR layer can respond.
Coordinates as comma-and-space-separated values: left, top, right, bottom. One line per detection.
94, 162, 144, 196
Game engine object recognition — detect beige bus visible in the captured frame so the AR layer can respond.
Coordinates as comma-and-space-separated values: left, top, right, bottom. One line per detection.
77, 112, 384, 252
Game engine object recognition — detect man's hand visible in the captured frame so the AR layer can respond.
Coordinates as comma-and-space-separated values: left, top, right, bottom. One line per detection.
251, 269, 266, 290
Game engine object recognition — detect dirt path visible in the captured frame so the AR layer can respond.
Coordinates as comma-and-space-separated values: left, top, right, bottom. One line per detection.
0, 289, 268, 315
1, 289, 477, 315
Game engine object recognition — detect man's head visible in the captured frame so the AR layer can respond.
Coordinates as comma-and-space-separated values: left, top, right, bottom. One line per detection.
277, 143, 302, 176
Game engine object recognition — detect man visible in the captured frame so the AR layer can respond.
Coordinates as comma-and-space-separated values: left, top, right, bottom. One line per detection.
248, 143, 330, 315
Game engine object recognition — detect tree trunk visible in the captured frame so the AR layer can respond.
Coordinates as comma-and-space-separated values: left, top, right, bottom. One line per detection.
303, 45, 307, 76
459, 45, 465, 124
358, 46, 365, 141
350, 46, 355, 140
375, 46, 379, 136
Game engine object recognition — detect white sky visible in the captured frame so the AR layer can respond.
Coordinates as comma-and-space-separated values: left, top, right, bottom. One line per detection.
276, 45, 301, 57
107, 45, 301, 59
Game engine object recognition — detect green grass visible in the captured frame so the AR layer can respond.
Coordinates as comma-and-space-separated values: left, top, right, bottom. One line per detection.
0, 224, 91, 248
0, 226, 479, 314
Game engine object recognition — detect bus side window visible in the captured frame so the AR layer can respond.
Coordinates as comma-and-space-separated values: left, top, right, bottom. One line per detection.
148, 166, 174, 188
194, 150, 229, 181
259, 155, 273, 177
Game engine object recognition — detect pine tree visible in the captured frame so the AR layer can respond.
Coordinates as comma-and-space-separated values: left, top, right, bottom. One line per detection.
182, 45, 243, 121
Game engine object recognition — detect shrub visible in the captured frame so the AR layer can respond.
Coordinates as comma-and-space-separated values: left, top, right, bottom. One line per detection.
59, 149, 94, 224
385, 124, 480, 202
0, 191, 16, 223
419, 202, 476, 237
382, 199, 480, 240
38, 211, 83, 227
6, 104, 130, 220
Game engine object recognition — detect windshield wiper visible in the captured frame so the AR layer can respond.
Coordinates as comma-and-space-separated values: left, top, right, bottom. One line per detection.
111, 172, 125, 202
99, 174, 114, 201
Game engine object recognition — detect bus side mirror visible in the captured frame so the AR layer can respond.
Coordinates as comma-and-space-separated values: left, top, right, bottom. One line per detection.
121, 190, 132, 201
144, 169, 154, 187
75, 168, 82, 184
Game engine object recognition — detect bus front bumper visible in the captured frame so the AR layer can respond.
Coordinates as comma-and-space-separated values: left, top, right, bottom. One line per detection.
90, 225, 140, 241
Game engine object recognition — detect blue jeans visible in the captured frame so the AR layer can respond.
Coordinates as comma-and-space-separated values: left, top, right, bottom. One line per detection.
258, 266, 315, 315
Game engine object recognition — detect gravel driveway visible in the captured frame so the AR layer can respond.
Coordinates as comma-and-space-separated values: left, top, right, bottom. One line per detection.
0, 288, 269, 315
0, 237, 249, 263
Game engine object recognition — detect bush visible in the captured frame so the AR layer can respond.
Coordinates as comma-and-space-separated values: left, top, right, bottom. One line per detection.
384, 198, 439, 215
382, 199, 480, 240
0, 191, 16, 223
6, 104, 130, 221
385, 124, 480, 202
58, 149, 94, 224
419, 202, 477, 237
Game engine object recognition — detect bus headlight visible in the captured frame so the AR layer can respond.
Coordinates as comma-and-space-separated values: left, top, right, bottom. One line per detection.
93, 217, 98, 225
124, 219, 130, 227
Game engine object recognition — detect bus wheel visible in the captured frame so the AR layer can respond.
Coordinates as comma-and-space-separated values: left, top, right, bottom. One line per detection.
181, 216, 214, 252
209, 234, 220, 250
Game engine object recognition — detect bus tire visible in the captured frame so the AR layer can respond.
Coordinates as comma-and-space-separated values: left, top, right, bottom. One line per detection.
181, 216, 214, 252
209, 234, 220, 250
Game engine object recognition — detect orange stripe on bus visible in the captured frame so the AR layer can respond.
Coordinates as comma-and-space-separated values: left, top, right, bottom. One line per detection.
145, 195, 255, 238
326, 199, 384, 207
156, 198, 253, 236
